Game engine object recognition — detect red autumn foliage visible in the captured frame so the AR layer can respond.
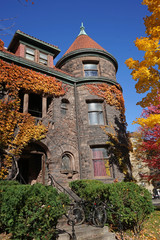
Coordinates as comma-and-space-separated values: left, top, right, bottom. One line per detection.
139, 101, 160, 181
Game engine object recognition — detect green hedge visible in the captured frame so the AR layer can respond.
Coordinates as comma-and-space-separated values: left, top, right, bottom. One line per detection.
69, 180, 154, 232
0, 180, 69, 240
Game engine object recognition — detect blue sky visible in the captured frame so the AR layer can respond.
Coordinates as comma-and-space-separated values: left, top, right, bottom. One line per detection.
0, 0, 149, 132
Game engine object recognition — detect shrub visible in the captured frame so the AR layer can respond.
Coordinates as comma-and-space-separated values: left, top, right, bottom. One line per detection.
0, 181, 69, 240
69, 180, 154, 233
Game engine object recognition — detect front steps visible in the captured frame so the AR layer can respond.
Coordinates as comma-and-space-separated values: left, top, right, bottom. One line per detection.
57, 216, 116, 240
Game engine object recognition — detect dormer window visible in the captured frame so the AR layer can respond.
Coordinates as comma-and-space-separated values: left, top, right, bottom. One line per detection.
84, 63, 98, 77
26, 47, 35, 61
25, 47, 48, 66
39, 52, 48, 65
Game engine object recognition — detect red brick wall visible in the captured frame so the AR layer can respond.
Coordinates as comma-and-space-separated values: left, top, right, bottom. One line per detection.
48, 55, 54, 67
15, 43, 25, 57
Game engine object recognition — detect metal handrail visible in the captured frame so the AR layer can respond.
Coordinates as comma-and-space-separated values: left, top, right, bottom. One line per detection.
49, 173, 81, 202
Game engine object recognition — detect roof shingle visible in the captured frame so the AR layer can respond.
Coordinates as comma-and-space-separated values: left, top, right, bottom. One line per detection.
64, 34, 106, 55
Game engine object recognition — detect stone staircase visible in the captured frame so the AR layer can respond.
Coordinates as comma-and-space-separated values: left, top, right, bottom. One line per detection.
56, 216, 116, 240
49, 175, 116, 239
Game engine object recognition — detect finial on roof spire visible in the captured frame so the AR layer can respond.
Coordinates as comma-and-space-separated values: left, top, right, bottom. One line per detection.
78, 22, 87, 36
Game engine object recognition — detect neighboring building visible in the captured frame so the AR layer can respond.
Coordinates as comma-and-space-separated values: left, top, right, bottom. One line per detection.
0, 24, 131, 186
129, 133, 153, 193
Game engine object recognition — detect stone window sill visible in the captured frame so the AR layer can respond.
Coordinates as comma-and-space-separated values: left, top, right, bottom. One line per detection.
60, 170, 78, 178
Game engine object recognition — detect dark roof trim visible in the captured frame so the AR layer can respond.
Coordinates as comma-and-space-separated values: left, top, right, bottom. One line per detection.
0, 51, 74, 84
56, 48, 118, 72
0, 51, 122, 90
75, 77, 122, 91
7, 30, 61, 59
19, 40, 56, 57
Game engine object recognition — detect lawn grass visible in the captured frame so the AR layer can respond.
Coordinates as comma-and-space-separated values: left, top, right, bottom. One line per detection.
116, 210, 160, 240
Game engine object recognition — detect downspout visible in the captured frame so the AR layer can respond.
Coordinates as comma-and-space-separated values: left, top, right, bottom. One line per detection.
74, 82, 82, 179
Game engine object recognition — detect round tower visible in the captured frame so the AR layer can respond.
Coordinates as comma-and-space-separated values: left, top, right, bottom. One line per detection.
56, 23, 118, 82
56, 24, 131, 182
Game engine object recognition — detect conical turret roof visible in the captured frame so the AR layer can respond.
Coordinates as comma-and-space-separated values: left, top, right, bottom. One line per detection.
56, 23, 118, 72
64, 23, 106, 55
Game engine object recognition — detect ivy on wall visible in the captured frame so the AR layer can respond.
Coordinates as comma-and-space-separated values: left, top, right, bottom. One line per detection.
0, 40, 65, 179
86, 83, 132, 178
86, 83, 126, 123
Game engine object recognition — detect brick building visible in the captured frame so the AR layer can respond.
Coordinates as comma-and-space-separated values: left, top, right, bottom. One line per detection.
0, 24, 131, 186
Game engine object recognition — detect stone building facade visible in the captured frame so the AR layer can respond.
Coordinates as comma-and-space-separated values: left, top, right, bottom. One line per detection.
0, 24, 131, 186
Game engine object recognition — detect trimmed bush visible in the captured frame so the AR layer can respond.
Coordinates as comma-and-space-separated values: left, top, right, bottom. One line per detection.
0, 181, 69, 240
70, 180, 154, 233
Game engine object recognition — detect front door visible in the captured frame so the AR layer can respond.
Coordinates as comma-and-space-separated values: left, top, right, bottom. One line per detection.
18, 153, 44, 184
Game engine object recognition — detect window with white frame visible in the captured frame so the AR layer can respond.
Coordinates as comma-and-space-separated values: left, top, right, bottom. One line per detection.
91, 147, 110, 177
84, 63, 98, 77
88, 102, 104, 125
25, 47, 35, 61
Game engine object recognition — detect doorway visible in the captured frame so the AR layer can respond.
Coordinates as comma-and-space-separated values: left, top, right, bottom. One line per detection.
17, 143, 47, 184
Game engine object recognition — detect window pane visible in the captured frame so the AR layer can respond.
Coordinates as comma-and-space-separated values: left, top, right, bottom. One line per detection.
61, 102, 67, 109
98, 112, 104, 125
85, 70, 98, 77
61, 154, 71, 170
26, 54, 35, 61
93, 160, 107, 176
88, 102, 104, 125
88, 102, 102, 111
26, 48, 35, 55
84, 64, 97, 70
92, 147, 110, 177
89, 112, 98, 125
39, 59, 47, 65
40, 52, 48, 60
92, 148, 108, 159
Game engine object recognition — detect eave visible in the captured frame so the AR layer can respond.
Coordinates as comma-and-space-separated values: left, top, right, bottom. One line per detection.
56, 48, 118, 72
0, 51, 75, 85
7, 30, 61, 59
0, 51, 121, 90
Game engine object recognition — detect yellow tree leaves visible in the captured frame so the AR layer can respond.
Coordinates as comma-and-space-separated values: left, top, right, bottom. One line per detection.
125, 0, 160, 108
134, 114, 160, 128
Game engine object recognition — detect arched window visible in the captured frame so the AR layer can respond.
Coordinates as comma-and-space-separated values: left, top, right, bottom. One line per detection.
61, 153, 72, 171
